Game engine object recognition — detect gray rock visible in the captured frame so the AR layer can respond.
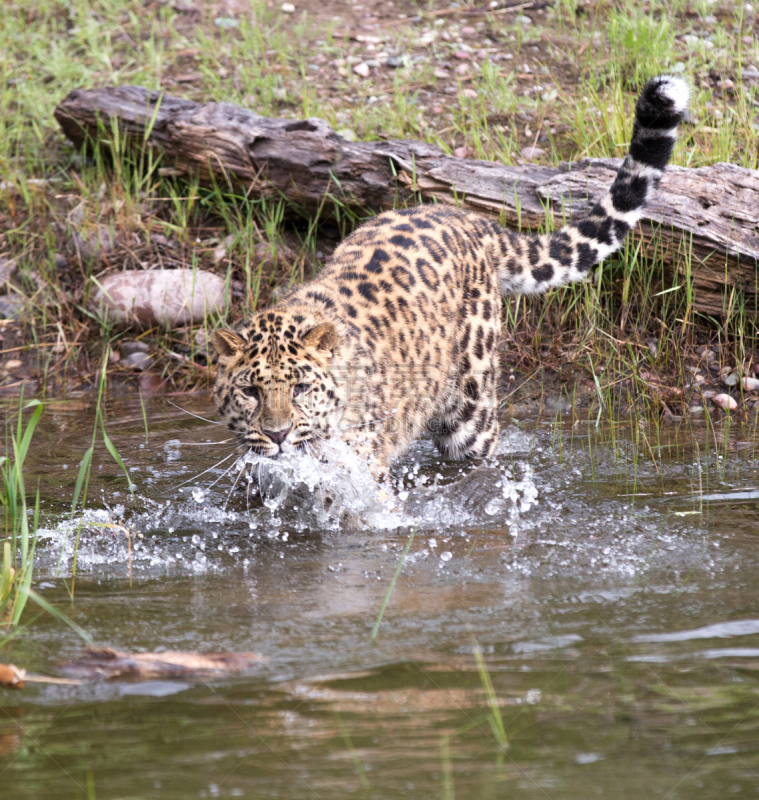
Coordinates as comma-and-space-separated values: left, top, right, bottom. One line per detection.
122, 340, 150, 356
0, 295, 24, 319
122, 350, 152, 371
386, 55, 407, 68
90, 269, 227, 329
723, 371, 741, 387
74, 225, 114, 260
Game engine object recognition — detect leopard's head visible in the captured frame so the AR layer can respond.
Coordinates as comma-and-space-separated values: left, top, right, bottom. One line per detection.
211, 309, 343, 457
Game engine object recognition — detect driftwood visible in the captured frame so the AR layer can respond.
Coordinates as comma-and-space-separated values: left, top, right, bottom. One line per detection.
55, 85, 759, 319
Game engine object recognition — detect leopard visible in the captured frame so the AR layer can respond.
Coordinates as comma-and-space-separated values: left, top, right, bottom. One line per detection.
212, 75, 689, 482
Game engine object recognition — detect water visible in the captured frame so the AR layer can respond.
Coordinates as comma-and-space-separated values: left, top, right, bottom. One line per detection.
2, 393, 759, 799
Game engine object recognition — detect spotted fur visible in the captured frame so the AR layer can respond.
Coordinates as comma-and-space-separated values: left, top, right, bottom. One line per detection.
212, 75, 688, 477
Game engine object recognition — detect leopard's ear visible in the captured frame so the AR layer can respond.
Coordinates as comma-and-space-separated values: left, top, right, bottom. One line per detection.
302, 322, 338, 355
212, 329, 245, 363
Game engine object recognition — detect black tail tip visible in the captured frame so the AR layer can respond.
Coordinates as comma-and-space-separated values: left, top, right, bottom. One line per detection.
636, 74, 690, 128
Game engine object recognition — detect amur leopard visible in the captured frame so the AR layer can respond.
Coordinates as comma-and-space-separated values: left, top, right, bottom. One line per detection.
212, 75, 689, 480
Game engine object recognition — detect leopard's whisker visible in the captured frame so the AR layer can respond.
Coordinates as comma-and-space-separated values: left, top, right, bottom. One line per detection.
165, 399, 225, 425
175, 449, 239, 489
223, 451, 251, 511
207, 454, 244, 492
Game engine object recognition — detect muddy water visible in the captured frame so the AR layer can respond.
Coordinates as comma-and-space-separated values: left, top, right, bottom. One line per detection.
2, 394, 759, 799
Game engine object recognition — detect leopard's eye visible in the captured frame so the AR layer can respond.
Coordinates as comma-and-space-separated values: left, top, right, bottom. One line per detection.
293, 383, 311, 398
241, 385, 260, 401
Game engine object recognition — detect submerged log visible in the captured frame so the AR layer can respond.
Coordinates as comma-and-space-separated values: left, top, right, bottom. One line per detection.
55, 85, 759, 319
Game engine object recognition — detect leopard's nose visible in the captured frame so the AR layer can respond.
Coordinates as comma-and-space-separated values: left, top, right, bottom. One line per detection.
262, 425, 292, 445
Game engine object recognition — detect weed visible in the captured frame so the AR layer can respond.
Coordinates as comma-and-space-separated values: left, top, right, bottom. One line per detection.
0, 397, 43, 628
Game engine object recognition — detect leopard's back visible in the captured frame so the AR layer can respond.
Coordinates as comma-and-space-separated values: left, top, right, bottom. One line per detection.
212, 75, 688, 475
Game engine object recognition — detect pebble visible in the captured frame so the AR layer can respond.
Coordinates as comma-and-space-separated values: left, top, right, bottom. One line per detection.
213, 16, 240, 28
462, 88, 478, 98
434, 68, 449, 79
122, 350, 152, 371
453, 50, 472, 60
713, 393, 737, 412
0, 296, 23, 320
455, 63, 470, 75
213, 17, 240, 29
520, 146, 546, 160
353, 62, 371, 78
723, 371, 740, 387
280, 3, 295, 12
364, 59, 380, 68
385, 55, 406, 68
454, 146, 468, 158
742, 377, 759, 391
74, 225, 114, 260
3, 359, 22, 371
516, 14, 532, 25
461, 26, 476, 35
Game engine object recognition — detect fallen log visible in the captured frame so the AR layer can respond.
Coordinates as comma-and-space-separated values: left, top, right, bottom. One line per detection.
54, 85, 759, 319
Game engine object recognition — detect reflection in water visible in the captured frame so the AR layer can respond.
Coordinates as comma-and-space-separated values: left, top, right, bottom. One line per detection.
2, 395, 759, 799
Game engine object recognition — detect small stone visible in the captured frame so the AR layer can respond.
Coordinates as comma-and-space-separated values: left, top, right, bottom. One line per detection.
122, 340, 149, 356
0, 257, 17, 285
520, 146, 546, 160
454, 146, 468, 158
0, 296, 24, 320
434, 68, 449, 79
742, 377, 759, 391
54, 253, 68, 269
364, 59, 380, 68
689, 405, 705, 414
462, 88, 478, 98
455, 63, 470, 75
723, 371, 741, 387
73, 225, 114, 260
385, 55, 407, 68
214, 16, 240, 28
453, 50, 472, 60
353, 62, 371, 78
212, 233, 236, 264
516, 14, 532, 25
3, 359, 22, 371
461, 26, 476, 35
713, 393, 737, 412
280, 2, 295, 12
123, 350, 152, 371
722, 78, 735, 90
432, 105, 443, 114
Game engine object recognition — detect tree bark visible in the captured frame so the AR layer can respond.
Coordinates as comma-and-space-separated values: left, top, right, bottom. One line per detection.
55, 85, 759, 319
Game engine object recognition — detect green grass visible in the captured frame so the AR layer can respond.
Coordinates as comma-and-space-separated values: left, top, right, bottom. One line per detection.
0, 397, 42, 630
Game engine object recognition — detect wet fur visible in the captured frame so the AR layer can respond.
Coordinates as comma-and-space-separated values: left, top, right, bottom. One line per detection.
212, 76, 688, 478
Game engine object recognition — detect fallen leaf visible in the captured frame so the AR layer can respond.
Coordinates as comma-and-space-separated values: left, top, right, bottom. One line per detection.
0, 663, 26, 689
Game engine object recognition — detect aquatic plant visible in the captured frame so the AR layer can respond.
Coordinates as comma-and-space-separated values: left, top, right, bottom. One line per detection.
0, 398, 42, 630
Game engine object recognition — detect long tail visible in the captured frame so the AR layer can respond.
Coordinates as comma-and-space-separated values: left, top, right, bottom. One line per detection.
497, 74, 689, 295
